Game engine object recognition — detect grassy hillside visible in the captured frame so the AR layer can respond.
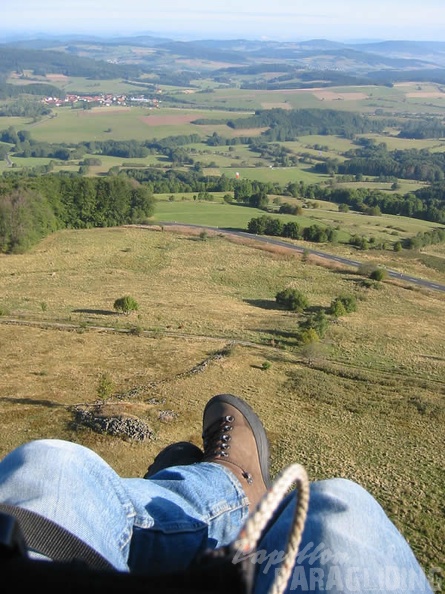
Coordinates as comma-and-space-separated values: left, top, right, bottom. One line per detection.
0, 226, 443, 578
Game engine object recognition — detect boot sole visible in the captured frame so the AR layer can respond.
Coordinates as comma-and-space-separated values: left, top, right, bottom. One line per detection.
204, 393, 271, 489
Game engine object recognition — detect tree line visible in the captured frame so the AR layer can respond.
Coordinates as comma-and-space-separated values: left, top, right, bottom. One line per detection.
316, 142, 445, 183
225, 108, 389, 140
0, 176, 155, 253
124, 169, 445, 224
3, 159, 444, 225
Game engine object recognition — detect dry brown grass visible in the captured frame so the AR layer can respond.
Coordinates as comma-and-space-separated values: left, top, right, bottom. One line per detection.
0, 226, 444, 575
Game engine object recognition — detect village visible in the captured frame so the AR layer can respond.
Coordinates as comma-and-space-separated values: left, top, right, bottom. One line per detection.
42, 92, 162, 108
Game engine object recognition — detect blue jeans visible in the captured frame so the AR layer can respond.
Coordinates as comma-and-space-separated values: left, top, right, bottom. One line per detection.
0, 439, 435, 593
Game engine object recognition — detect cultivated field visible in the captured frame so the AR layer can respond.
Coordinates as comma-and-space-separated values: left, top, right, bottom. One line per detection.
0, 226, 444, 578
2, 79, 445, 189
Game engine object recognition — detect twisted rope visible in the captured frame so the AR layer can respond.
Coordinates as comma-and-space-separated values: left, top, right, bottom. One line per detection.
232, 463, 310, 594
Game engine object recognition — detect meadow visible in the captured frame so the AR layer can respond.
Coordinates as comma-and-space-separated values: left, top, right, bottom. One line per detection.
0, 226, 444, 579
2, 78, 445, 192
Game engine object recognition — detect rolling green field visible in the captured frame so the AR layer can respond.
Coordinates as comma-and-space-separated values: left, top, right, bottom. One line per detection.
154, 194, 442, 239
2, 79, 445, 191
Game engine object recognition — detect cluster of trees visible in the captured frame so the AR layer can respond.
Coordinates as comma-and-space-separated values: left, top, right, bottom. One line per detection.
247, 213, 444, 252
249, 142, 300, 167
402, 227, 445, 249
3, 153, 444, 227
204, 131, 252, 146
328, 185, 445, 224
1, 126, 82, 160
398, 119, 445, 140
275, 287, 358, 344
226, 108, 389, 140
0, 98, 52, 118
123, 169, 445, 226
1, 128, 205, 163
317, 143, 445, 183
247, 215, 338, 243
0, 80, 62, 101
0, 176, 155, 253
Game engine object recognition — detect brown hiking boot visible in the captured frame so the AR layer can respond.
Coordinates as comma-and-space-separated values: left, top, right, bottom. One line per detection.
144, 442, 204, 479
202, 394, 271, 511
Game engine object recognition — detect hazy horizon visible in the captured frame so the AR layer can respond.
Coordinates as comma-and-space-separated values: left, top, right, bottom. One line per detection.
1, 0, 445, 43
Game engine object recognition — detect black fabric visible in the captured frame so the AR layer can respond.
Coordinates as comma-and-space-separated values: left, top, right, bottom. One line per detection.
0, 505, 114, 570
0, 508, 253, 593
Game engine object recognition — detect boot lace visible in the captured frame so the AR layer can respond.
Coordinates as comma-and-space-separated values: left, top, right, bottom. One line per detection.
202, 415, 253, 484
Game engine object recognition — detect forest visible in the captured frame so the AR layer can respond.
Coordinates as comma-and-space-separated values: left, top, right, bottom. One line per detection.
0, 176, 155, 253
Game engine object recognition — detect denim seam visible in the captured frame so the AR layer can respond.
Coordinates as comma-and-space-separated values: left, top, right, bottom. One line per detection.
203, 462, 249, 523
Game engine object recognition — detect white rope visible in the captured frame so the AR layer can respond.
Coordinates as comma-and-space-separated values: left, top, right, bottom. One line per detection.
232, 463, 310, 594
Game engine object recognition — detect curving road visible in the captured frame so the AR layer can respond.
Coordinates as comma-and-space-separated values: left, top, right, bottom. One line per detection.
156, 222, 445, 294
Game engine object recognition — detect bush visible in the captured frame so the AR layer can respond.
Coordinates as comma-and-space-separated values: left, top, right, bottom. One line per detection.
369, 268, 388, 282
330, 294, 357, 317
330, 299, 347, 317
300, 328, 320, 344
300, 310, 329, 338
276, 288, 309, 312
114, 295, 139, 315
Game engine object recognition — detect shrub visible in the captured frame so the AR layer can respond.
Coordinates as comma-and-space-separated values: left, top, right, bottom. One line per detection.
300, 328, 320, 344
276, 288, 309, 312
330, 299, 347, 317
97, 373, 113, 401
114, 295, 139, 315
329, 294, 357, 317
369, 268, 388, 282
301, 310, 329, 338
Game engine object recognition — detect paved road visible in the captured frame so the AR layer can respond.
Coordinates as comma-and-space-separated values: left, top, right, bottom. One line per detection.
158, 222, 445, 294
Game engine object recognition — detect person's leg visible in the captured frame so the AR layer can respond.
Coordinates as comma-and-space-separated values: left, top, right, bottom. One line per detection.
250, 478, 434, 594
0, 439, 248, 574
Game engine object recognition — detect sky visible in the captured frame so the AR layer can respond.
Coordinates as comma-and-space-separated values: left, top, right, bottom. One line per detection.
1, 0, 445, 43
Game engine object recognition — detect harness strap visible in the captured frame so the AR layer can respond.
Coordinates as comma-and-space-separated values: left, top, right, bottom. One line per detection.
0, 503, 115, 571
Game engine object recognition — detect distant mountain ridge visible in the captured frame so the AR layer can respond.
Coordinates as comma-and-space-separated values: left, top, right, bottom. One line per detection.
2, 34, 445, 87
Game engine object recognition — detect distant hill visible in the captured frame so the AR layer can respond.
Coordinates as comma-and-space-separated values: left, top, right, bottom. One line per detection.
3, 34, 445, 87
0, 45, 142, 79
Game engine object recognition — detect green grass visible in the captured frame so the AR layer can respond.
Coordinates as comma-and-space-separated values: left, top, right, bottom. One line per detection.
10, 106, 250, 145
153, 198, 265, 227
153, 195, 444, 239
3, 82, 445, 188
217, 166, 328, 184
